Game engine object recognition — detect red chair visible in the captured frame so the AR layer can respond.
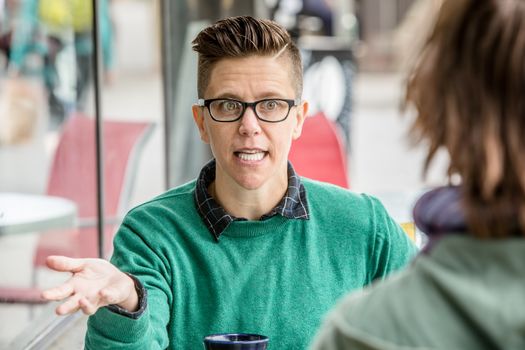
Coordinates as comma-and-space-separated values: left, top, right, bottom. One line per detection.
289, 112, 349, 188
0, 114, 154, 303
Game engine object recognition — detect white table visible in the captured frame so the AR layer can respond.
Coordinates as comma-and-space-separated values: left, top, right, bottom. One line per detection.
0, 193, 77, 235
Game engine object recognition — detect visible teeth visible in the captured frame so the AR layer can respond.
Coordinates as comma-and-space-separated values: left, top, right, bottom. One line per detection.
237, 152, 265, 161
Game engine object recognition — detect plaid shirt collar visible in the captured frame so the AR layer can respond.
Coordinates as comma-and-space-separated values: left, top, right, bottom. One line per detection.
194, 159, 309, 241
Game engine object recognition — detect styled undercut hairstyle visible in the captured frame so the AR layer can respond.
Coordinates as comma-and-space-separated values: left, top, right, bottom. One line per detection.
406, 0, 525, 238
191, 16, 303, 98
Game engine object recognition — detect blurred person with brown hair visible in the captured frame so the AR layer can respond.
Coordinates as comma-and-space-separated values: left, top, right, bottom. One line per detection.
310, 0, 525, 349
41, 16, 416, 348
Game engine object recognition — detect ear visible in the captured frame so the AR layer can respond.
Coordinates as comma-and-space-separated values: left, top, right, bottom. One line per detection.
192, 104, 210, 144
291, 100, 309, 140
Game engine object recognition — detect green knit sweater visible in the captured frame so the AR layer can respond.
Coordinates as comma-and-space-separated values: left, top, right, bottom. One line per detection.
85, 179, 417, 349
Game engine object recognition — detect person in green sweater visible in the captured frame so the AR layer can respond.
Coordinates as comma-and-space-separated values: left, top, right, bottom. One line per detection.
41, 16, 416, 349
310, 0, 525, 349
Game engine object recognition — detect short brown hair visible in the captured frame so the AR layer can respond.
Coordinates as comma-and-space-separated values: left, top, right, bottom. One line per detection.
192, 16, 303, 98
406, 0, 525, 238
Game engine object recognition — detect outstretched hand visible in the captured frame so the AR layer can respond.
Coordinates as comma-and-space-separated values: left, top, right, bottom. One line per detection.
42, 256, 138, 316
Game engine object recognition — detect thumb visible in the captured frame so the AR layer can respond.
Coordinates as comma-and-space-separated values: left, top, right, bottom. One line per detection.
46, 255, 85, 273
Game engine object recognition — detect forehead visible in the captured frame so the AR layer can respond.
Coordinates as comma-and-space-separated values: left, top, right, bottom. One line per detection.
205, 55, 295, 98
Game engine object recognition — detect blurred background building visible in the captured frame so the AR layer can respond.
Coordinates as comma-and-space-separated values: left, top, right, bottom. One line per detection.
0, 0, 446, 348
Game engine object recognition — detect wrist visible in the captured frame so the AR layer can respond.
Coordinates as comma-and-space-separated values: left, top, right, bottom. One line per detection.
117, 274, 139, 312
105, 273, 147, 319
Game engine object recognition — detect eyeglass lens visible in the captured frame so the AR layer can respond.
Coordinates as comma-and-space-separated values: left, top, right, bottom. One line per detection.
209, 99, 290, 122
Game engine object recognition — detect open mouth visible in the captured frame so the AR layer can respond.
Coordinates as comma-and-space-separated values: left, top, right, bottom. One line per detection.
234, 150, 267, 162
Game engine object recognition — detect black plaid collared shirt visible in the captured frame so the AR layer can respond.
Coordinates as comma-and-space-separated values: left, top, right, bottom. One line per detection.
194, 159, 310, 241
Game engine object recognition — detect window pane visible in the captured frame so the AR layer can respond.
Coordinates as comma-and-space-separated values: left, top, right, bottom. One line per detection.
1, 0, 101, 345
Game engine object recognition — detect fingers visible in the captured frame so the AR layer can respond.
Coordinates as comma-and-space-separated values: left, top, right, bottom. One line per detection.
59, 290, 116, 316
43, 281, 122, 316
41, 282, 74, 301
77, 288, 118, 315
46, 256, 85, 273
79, 297, 99, 315
47, 288, 108, 316
56, 293, 82, 315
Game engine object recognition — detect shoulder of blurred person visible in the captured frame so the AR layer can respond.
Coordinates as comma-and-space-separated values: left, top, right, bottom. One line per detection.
311, 233, 525, 350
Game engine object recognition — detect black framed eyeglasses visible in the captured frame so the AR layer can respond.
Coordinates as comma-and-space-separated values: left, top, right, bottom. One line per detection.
197, 98, 301, 123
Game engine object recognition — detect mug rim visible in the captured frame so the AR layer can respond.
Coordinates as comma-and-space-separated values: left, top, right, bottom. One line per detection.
204, 333, 269, 344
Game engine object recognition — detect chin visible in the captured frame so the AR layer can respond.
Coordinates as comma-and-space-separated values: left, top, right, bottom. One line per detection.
234, 175, 266, 191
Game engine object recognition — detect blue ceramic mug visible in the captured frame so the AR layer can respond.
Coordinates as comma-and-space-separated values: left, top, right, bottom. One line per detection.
203, 333, 269, 350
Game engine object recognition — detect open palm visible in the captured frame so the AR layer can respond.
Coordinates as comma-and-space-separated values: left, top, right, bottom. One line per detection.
42, 256, 137, 315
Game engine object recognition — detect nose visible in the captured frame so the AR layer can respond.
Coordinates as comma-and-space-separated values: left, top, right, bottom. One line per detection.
238, 106, 262, 136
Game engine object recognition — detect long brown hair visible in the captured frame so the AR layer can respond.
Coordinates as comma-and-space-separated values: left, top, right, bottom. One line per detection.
406, 0, 525, 237
192, 16, 303, 98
